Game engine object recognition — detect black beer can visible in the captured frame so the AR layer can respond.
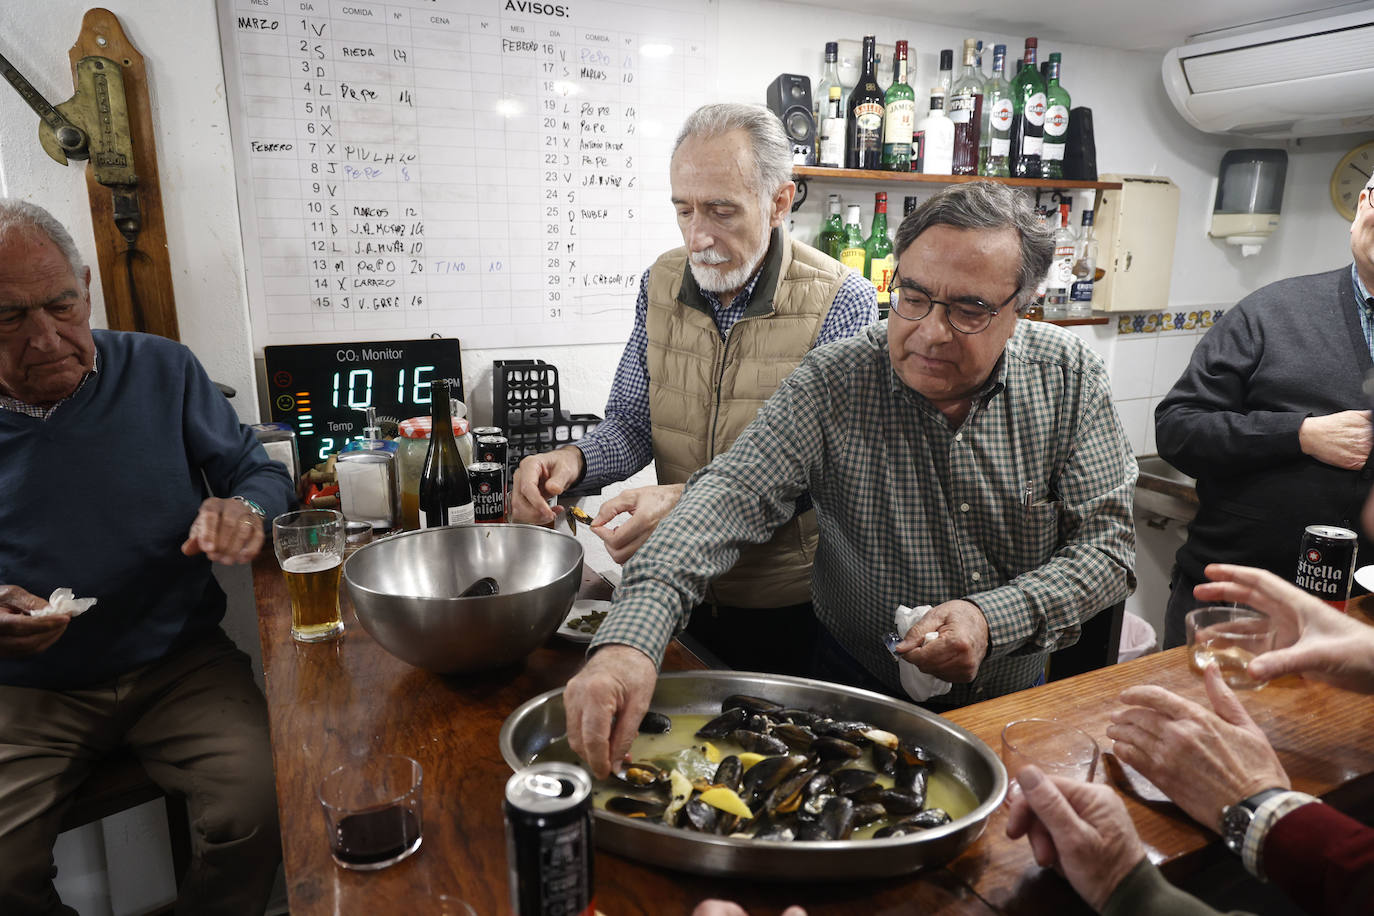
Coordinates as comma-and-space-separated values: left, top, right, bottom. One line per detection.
476, 434, 508, 469
468, 461, 506, 523
1295, 524, 1358, 611
504, 762, 595, 916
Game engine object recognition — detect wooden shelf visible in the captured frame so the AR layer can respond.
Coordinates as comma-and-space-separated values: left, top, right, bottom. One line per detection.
1045, 316, 1109, 326
793, 165, 1122, 191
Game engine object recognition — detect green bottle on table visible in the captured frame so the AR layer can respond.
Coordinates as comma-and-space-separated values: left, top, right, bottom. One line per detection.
818, 194, 845, 260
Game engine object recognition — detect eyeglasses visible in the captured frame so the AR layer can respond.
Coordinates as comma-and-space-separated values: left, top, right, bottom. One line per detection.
886, 272, 1022, 335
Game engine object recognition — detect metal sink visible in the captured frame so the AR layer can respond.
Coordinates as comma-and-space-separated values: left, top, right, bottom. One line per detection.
1134, 456, 1198, 524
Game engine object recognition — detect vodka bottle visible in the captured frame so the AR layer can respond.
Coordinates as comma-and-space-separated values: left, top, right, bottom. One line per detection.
1068, 209, 1097, 317
914, 89, 954, 175
1044, 203, 1075, 320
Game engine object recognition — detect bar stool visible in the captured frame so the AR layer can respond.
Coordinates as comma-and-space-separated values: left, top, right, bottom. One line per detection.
58, 747, 191, 907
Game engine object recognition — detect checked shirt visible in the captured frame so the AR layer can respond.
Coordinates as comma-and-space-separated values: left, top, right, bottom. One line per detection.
591, 320, 1137, 704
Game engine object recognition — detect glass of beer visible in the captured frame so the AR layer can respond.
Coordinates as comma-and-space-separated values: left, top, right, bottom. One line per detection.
273, 509, 346, 642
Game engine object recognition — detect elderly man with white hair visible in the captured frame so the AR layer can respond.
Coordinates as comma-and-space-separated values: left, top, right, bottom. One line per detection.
510, 103, 877, 675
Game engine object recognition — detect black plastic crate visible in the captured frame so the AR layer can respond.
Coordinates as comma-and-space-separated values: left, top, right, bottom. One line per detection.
505, 413, 602, 473
493, 359, 562, 431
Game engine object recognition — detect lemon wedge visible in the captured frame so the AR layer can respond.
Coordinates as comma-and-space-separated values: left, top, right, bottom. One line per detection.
698, 786, 754, 820
738, 752, 767, 771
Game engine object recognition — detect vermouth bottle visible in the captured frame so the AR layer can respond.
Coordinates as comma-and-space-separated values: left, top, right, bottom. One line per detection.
418, 380, 474, 528
948, 38, 984, 176
980, 44, 1011, 177
1040, 52, 1072, 179
845, 35, 885, 170
1009, 37, 1046, 178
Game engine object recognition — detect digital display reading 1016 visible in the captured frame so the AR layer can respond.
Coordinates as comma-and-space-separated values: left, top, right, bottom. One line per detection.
263, 339, 465, 462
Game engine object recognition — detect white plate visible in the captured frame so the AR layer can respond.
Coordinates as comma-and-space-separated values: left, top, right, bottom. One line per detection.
1356, 565, 1374, 593
557, 599, 612, 643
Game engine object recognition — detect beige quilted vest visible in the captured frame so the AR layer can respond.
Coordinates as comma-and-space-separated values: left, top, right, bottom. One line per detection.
646, 229, 847, 607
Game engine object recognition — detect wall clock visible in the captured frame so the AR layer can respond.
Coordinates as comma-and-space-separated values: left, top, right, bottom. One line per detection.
1330, 139, 1374, 221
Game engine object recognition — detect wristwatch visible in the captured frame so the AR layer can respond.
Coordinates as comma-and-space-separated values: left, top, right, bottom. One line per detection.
232, 495, 267, 519
1220, 787, 1288, 857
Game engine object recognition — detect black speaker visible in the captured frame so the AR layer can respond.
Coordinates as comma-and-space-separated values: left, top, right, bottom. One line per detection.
766, 74, 816, 166
1064, 107, 1098, 181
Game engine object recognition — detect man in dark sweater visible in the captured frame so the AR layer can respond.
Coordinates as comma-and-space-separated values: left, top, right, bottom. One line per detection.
1155, 177, 1374, 648
0, 200, 293, 914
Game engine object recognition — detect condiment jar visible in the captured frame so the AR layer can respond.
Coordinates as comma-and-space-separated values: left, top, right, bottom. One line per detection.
397, 415, 473, 531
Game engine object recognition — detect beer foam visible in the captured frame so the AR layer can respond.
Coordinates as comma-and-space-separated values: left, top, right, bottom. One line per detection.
282, 552, 343, 574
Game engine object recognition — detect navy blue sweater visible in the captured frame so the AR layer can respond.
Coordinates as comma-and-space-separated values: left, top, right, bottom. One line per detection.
0, 331, 293, 688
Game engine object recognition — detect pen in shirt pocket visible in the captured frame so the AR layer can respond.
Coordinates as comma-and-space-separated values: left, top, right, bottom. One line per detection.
1020, 480, 1035, 507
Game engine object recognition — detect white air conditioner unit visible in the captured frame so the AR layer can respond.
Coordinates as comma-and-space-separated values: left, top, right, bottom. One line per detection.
1163, 5, 1374, 138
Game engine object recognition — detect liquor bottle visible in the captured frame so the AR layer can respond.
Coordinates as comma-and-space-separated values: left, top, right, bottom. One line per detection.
903, 195, 919, 218
818, 194, 845, 259
980, 44, 1011, 177
419, 380, 474, 528
865, 192, 894, 312
914, 89, 954, 175
949, 38, 984, 176
818, 86, 846, 168
814, 41, 841, 124
838, 204, 866, 274
936, 49, 954, 96
1009, 37, 1047, 179
881, 40, 916, 171
844, 36, 885, 170
1068, 209, 1097, 317
1044, 202, 1074, 320
1041, 53, 1072, 180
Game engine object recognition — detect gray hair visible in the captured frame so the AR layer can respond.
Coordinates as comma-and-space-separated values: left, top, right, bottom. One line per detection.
0, 199, 85, 281
894, 182, 1053, 310
673, 103, 794, 203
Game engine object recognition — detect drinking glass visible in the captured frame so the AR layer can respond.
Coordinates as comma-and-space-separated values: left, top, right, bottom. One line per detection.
319, 755, 423, 870
1000, 718, 1100, 803
1185, 605, 1276, 690
273, 509, 346, 642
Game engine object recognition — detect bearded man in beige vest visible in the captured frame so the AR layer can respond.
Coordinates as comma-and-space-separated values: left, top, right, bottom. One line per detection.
510, 103, 877, 675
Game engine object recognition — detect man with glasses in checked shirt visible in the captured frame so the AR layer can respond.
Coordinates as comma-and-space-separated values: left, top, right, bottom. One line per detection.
1155, 177, 1374, 650
562, 181, 1138, 779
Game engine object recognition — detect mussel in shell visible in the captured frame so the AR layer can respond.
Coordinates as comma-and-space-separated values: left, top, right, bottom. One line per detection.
712, 755, 743, 794
614, 760, 668, 788
722, 694, 784, 716
606, 796, 668, 819
731, 728, 789, 756
638, 711, 673, 734
695, 707, 747, 739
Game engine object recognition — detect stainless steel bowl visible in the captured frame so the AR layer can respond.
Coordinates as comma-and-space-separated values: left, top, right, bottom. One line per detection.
343, 524, 583, 674
499, 671, 1007, 880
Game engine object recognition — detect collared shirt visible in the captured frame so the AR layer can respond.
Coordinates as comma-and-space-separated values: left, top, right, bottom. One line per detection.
575, 237, 878, 489
591, 320, 1137, 703
0, 351, 99, 420
1353, 263, 1374, 360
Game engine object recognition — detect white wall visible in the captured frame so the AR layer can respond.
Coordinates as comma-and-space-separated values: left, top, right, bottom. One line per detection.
2, 0, 1370, 908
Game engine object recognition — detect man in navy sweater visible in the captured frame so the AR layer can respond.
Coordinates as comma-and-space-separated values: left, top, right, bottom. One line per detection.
0, 200, 293, 914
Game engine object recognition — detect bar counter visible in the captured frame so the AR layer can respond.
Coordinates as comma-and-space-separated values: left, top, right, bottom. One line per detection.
252, 553, 1374, 914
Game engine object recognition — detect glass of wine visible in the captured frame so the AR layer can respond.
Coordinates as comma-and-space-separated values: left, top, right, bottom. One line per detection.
319, 755, 423, 870
1185, 606, 1276, 690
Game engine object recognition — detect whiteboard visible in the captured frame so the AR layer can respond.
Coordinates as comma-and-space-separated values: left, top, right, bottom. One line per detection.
216, 0, 718, 350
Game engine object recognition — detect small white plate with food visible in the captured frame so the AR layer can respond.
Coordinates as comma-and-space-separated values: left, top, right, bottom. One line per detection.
557, 599, 612, 643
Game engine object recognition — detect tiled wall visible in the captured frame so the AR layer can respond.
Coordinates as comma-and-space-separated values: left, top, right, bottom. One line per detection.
1105, 308, 1226, 456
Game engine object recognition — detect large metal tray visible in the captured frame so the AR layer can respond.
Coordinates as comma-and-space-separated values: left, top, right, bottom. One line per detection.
498, 671, 1006, 880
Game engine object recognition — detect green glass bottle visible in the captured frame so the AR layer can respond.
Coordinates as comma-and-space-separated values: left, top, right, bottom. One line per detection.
881, 40, 916, 170
865, 192, 894, 314
818, 194, 845, 259
838, 203, 866, 275
980, 44, 1011, 178
1041, 52, 1071, 180
1009, 37, 1046, 178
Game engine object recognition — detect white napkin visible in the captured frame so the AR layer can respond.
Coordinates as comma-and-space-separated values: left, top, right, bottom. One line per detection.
29, 588, 97, 619
894, 604, 952, 702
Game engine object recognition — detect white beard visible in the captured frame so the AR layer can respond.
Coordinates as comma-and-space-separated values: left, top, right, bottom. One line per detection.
689, 222, 773, 294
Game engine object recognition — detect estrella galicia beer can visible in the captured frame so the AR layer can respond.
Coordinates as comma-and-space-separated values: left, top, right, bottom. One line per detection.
504, 762, 595, 916
468, 461, 506, 523
476, 434, 508, 469
1295, 525, 1358, 611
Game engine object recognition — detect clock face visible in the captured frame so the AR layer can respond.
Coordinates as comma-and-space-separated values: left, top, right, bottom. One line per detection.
1331, 140, 1374, 221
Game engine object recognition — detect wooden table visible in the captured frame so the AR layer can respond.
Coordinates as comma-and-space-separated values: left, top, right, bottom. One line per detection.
253, 554, 1374, 914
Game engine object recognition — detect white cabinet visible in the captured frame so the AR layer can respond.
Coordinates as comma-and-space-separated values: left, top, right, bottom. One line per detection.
1092, 174, 1180, 313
